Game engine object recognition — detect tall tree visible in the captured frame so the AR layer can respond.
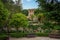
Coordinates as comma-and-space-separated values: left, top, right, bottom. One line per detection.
0, 0, 9, 32
37, 0, 60, 23
37, 0, 60, 12
37, 0, 60, 30
1, 0, 22, 13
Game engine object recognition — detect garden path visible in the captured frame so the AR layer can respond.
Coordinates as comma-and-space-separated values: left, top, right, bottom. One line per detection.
10, 37, 60, 40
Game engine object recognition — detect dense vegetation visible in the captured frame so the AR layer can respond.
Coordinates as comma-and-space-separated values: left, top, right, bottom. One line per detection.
0, 0, 28, 39
37, 0, 60, 33
0, 0, 60, 39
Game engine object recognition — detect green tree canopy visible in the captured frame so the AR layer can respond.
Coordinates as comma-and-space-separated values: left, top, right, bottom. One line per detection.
37, 0, 60, 12
37, 0, 60, 30
0, 0, 9, 27
9, 13, 29, 31
37, 0, 60, 23
1, 0, 22, 13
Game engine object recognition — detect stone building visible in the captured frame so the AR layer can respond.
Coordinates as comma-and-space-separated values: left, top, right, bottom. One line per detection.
27, 9, 38, 21
27, 9, 34, 20
28, 9, 34, 17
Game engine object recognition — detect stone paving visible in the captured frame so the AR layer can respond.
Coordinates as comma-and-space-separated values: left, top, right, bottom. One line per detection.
10, 37, 60, 40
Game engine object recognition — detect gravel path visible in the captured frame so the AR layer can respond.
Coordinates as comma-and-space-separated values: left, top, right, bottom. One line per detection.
10, 37, 60, 40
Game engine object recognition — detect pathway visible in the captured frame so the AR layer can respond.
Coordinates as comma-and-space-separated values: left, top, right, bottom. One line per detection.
10, 37, 60, 40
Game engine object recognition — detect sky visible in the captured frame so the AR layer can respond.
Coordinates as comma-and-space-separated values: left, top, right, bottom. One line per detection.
13, 0, 38, 9
21, 0, 38, 9
13, 0, 60, 9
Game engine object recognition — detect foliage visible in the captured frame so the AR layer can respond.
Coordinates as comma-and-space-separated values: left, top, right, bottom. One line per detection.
9, 13, 29, 31
1, 0, 22, 13
22, 9, 28, 16
44, 29, 51, 33
34, 9, 40, 15
37, 13, 44, 18
0, 33, 7, 40
30, 15, 35, 21
37, 0, 60, 21
37, 0, 60, 12
42, 21, 54, 30
29, 25, 39, 30
37, 13, 44, 22
10, 32, 27, 38
54, 25, 60, 30
35, 32, 49, 37
47, 11, 60, 24
37, 0, 60, 30
0, 1, 9, 27
34, 9, 46, 15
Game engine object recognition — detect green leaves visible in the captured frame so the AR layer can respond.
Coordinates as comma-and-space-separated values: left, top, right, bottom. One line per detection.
1, 0, 22, 13
37, 0, 60, 12
54, 25, 60, 30
37, 13, 44, 22
22, 10, 28, 16
37, 0, 60, 23
9, 13, 29, 28
0, 1, 9, 27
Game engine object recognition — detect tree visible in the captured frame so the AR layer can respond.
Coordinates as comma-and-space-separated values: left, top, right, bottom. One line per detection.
37, 0, 60, 33
37, 0, 60, 12
1, 0, 22, 13
22, 9, 28, 16
34, 9, 40, 15
0, 0, 9, 32
9, 13, 29, 32
37, 0, 60, 25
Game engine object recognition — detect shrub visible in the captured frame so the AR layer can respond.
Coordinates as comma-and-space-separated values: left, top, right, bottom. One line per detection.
0, 34, 7, 40
28, 25, 39, 30
10, 32, 28, 38
35, 32, 49, 37
44, 29, 51, 33
9, 13, 29, 32
54, 25, 60, 30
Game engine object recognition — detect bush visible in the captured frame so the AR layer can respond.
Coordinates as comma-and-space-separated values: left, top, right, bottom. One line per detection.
44, 29, 51, 33
35, 32, 49, 37
10, 30, 17, 33
0, 34, 7, 40
28, 25, 39, 30
9, 13, 29, 32
54, 25, 60, 30
10, 32, 28, 38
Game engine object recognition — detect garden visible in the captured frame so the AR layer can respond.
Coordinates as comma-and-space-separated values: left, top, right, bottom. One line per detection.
0, 0, 60, 40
